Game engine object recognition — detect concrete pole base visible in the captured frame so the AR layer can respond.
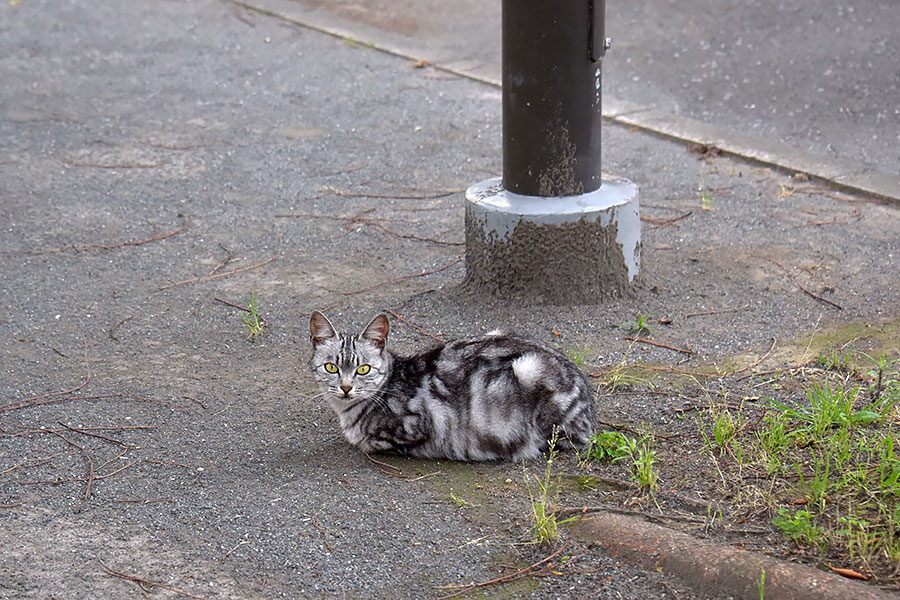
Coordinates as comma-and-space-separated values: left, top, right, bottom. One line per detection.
463, 176, 640, 304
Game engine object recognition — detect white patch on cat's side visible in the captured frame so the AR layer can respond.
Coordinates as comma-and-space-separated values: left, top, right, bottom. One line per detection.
553, 386, 580, 411
512, 353, 544, 388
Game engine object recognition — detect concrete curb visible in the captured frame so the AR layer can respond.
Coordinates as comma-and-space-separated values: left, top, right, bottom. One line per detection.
569, 511, 896, 600
225, 0, 900, 206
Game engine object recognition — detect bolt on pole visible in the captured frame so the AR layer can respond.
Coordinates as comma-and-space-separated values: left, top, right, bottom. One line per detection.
463, 0, 640, 304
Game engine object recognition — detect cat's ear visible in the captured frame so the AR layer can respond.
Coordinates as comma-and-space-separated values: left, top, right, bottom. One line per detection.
309, 311, 337, 345
360, 313, 389, 348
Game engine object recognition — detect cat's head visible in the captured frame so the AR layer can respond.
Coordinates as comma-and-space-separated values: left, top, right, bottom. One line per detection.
309, 311, 392, 405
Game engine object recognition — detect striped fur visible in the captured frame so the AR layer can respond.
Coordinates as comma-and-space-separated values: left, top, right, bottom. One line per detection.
309, 312, 596, 461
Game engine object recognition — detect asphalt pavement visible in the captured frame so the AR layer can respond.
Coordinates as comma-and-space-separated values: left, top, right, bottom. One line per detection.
1, 0, 899, 599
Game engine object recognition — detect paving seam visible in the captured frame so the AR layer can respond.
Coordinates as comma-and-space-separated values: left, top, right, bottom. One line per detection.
224, 0, 900, 205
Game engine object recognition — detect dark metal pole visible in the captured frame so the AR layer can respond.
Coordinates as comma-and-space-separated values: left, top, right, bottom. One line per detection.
502, 0, 606, 197
465, 0, 637, 303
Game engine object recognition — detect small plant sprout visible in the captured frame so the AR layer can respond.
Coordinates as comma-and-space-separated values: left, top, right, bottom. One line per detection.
623, 314, 653, 337
699, 171, 713, 210
772, 509, 826, 550
525, 428, 574, 545
701, 399, 745, 455
599, 359, 652, 393
632, 438, 660, 493
242, 290, 265, 338
700, 188, 713, 211
566, 345, 591, 366
816, 347, 857, 373
449, 492, 473, 509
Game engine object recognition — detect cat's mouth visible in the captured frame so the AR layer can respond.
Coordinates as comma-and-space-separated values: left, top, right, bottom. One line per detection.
332, 388, 358, 401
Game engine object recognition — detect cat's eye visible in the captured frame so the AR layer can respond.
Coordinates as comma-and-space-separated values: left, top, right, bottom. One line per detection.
323, 363, 338, 373
356, 364, 371, 375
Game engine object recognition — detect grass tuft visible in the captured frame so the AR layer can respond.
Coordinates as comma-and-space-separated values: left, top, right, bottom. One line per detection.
701, 354, 900, 575
242, 290, 265, 338
526, 429, 575, 545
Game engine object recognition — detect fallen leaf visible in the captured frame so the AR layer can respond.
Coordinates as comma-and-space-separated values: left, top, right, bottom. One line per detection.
828, 565, 871, 580
688, 143, 721, 157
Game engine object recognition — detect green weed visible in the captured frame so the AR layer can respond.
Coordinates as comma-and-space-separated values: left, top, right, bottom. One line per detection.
768, 382, 878, 441
449, 492, 475, 509
794, 450, 832, 513
701, 401, 745, 455
755, 412, 790, 474
772, 508, 826, 550
739, 355, 900, 576
585, 430, 635, 463
585, 430, 659, 493
632, 440, 660, 492
698, 171, 713, 210
566, 345, 591, 366
242, 290, 265, 338
525, 429, 574, 545
816, 347, 856, 373
599, 361, 653, 392
623, 314, 653, 337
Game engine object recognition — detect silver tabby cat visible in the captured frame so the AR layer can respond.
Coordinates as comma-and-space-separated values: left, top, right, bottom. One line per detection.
309, 311, 596, 461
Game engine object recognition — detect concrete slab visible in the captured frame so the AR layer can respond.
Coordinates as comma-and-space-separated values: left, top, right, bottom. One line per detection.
238, 0, 900, 203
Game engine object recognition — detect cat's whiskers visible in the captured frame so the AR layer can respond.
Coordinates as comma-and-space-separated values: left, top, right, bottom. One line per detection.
300, 391, 335, 406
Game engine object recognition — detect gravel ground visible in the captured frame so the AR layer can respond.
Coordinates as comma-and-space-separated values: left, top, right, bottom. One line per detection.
1, 0, 898, 598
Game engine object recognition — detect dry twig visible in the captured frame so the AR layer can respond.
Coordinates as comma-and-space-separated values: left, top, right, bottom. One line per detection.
623, 336, 693, 355
99, 560, 208, 600
436, 541, 570, 599
159, 236, 281, 290
640, 211, 692, 228
800, 207, 861, 227
213, 297, 251, 313
66, 160, 166, 169
220, 539, 252, 561
685, 304, 751, 318
108, 316, 133, 341
761, 257, 843, 311
383, 309, 445, 343
298, 303, 340, 317
208, 243, 234, 276
4, 215, 189, 255
1, 336, 91, 412
729, 337, 777, 377
48, 430, 95, 500
338, 258, 461, 296
276, 209, 462, 246
331, 188, 459, 200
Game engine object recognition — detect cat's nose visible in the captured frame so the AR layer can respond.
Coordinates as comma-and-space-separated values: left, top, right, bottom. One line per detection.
340, 384, 352, 395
